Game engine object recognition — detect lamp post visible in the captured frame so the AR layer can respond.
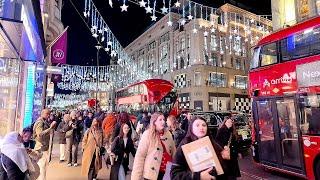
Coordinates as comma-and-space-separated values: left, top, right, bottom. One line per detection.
95, 45, 102, 110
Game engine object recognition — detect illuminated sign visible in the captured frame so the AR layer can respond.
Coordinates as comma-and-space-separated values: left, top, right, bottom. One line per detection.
21, 5, 37, 56
23, 64, 35, 128
297, 61, 320, 87
262, 72, 296, 88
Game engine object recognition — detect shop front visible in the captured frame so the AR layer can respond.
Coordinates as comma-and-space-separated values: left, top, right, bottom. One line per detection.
0, 0, 46, 136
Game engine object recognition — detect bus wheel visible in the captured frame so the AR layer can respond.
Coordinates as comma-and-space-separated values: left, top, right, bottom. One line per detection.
315, 160, 320, 180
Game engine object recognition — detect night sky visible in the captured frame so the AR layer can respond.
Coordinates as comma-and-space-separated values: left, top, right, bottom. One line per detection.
61, 0, 271, 66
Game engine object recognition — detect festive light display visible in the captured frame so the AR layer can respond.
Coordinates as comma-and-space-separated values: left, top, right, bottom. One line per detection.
48, 93, 90, 108
76, 0, 271, 91
57, 64, 145, 91
83, 0, 151, 86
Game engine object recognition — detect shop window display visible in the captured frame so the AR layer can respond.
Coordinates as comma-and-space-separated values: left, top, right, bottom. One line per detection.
0, 58, 21, 137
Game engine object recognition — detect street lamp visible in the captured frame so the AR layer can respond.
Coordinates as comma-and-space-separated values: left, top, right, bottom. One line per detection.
95, 45, 102, 110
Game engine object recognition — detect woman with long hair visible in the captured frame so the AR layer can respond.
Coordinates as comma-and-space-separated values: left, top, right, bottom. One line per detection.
167, 115, 185, 147
215, 116, 241, 179
170, 116, 227, 180
81, 118, 105, 180
111, 112, 134, 142
110, 123, 136, 180
131, 112, 176, 180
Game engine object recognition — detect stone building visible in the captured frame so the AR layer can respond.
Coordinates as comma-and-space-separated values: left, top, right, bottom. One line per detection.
41, 0, 64, 48
272, 0, 320, 30
125, 3, 272, 113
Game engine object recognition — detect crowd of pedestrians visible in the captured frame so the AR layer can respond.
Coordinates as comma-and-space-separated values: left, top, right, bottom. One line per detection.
0, 107, 242, 180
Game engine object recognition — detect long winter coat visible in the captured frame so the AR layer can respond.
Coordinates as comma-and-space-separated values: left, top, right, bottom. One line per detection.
215, 126, 241, 178
170, 136, 226, 180
110, 136, 136, 180
81, 128, 104, 176
131, 129, 176, 180
57, 121, 68, 144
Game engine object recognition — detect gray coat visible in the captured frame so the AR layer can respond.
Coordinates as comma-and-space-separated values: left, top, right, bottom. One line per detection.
57, 121, 68, 144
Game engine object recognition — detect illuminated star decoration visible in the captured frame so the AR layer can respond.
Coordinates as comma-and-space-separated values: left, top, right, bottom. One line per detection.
151, 15, 157, 21
161, 6, 168, 13
120, 3, 128, 12
193, 28, 197, 33
145, 6, 152, 13
203, 31, 208, 37
111, 50, 117, 57
174, 1, 181, 7
139, 0, 146, 7
180, 19, 186, 25
167, 20, 173, 26
187, 14, 193, 20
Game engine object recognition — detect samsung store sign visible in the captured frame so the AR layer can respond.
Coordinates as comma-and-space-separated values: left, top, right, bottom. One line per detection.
296, 61, 320, 87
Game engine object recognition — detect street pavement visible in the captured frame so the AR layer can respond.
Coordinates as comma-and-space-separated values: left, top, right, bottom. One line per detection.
47, 135, 298, 180
47, 142, 134, 180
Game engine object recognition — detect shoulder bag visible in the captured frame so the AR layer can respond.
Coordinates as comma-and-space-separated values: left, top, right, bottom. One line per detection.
221, 133, 232, 160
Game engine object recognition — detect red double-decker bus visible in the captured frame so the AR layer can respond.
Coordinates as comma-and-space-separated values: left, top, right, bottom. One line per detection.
116, 79, 179, 116
249, 16, 320, 179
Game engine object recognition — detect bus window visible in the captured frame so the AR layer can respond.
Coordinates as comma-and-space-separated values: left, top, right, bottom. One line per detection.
300, 94, 320, 135
260, 43, 278, 67
280, 26, 320, 61
250, 47, 260, 69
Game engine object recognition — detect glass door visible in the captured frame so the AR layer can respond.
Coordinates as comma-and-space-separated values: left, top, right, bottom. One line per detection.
256, 100, 277, 163
275, 98, 303, 170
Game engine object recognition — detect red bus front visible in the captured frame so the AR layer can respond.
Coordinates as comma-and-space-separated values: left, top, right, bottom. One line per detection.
249, 16, 320, 180
116, 79, 179, 116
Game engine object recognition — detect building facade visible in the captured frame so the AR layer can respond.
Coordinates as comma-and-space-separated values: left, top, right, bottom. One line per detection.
125, 4, 272, 113
272, 0, 320, 30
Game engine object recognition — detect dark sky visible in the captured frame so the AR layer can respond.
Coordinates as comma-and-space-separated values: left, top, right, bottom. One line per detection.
61, 0, 271, 66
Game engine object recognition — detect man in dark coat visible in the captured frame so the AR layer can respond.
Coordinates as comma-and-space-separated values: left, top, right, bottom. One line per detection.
65, 111, 83, 167
57, 114, 71, 162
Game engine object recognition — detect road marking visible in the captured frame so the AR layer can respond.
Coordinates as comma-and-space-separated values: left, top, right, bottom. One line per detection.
241, 170, 267, 180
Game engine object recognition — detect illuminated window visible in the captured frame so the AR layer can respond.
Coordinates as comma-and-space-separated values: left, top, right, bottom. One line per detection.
260, 43, 277, 66
209, 72, 227, 87
234, 75, 248, 89
194, 72, 201, 86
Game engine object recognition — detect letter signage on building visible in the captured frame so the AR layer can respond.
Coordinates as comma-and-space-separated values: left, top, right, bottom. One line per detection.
296, 61, 320, 87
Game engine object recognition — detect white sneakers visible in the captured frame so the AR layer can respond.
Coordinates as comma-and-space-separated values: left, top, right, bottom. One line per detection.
67, 163, 72, 167
73, 163, 78, 167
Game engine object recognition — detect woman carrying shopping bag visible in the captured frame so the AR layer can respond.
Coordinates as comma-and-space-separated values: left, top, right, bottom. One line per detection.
109, 123, 136, 180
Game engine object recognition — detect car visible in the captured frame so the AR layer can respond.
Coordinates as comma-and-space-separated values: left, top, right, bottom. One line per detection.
233, 113, 252, 151
191, 111, 226, 138
192, 111, 252, 151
